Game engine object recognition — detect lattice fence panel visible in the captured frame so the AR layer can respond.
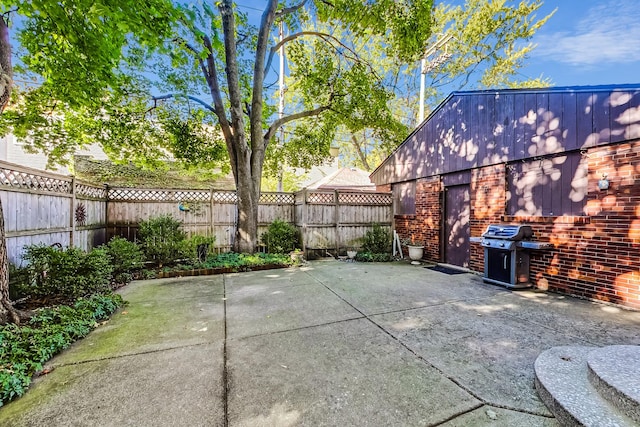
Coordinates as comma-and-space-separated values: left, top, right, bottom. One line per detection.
260, 193, 295, 204
338, 192, 392, 205
108, 188, 210, 202
0, 166, 72, 194
306, 192, 335, 204
75, 183, 107, 199
211, 191, 238, 204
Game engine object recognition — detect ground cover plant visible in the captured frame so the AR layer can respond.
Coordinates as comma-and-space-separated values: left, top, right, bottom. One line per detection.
150, 252, 294, 277
0, 293, 124, 406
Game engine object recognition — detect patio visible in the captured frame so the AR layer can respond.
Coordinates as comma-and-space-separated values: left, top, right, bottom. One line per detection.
2, 260, 639, 426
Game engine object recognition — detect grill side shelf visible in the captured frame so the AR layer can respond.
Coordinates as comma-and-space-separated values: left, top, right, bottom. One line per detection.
517, 241, 554, 250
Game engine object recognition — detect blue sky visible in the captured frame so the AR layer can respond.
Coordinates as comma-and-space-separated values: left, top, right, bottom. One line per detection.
521, 0, 640, 86
237, 0, 640, 88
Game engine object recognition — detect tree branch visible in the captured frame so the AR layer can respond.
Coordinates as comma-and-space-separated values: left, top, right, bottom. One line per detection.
264, 31, 373, 77
201, 35, 233, 144
151, 94, 216, 113
351, 134, 371, 171
275, 0, 308, 19
249, 0, 278, 180
263, 104, 331, 145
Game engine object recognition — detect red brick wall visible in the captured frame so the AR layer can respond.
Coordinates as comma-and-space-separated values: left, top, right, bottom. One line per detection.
394, 177, 441, 260
392, 141, 640, 310
469, 165, 507, 272
520, 141, 640, 310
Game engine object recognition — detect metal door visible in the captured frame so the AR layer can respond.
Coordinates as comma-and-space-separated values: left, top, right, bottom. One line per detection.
444, 185, 470, 267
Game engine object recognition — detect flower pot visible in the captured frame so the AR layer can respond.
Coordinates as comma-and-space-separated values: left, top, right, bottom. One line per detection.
290, 250, 305, 264
346, 250, 357, 260
407, 245, 424, 265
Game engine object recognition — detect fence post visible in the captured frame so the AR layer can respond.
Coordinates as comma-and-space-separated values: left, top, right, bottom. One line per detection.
209, 188, 215, 239
70, 176, 76, 248
334, 189, 340, 256
302, 188, 307, 256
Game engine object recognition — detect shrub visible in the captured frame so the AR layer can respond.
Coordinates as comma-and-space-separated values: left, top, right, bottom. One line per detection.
137, 215, 186, 265
101, 237, 144, 285
261, 219, 300, 254
0, 293, 124, 406
361, 223, 391, 254
179, 235, 216, 263
20, 245, 113, 302
8, 263, 29, 301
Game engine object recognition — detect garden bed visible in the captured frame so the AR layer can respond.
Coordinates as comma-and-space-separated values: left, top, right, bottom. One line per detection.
153, 263, 288, 278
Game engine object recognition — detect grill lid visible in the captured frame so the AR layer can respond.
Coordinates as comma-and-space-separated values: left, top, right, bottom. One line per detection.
482, 224, 533, 240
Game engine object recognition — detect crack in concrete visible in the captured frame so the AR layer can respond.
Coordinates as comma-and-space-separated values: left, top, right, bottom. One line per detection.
303, 269, 556, 424
222, 274, 229, 427
45, 342, 214, 368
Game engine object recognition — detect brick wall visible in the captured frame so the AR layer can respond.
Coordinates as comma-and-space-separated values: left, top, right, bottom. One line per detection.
520, 141, 640, 310
392, 141, 640, 310
395, 177, 441, 260
469, 165, 506, 272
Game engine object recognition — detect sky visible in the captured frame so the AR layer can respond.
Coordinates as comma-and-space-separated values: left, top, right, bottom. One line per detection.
236, 0, 640, 89
520, 0, 640, 87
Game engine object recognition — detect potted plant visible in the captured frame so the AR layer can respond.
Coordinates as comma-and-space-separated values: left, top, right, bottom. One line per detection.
346, 249, 358, 260
402, 237, 424, 265
290, 249, 304, 264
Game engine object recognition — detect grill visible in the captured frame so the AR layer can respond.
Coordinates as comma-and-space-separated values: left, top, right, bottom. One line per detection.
481, 224, 534, 289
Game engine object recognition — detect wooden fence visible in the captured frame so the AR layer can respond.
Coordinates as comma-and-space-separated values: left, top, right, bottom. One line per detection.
1, 160, 107, 265
1, 160, 393, 264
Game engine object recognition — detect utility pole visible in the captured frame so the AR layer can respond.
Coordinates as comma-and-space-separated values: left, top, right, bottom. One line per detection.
418, 33, 453, 124
277, 20, 286, 192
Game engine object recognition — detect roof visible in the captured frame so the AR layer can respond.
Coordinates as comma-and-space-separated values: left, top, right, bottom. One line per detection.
370, 83, 640, 185
306, 167, 376, 192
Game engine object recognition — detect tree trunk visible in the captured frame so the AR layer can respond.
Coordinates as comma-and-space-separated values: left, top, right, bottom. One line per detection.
233, 137, 262, 253
0, 15, 19, 325
0, 199, 19, 325
0, 17, 11, 111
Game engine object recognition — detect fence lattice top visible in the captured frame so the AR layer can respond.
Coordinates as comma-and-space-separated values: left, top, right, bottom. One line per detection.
109, 188, 211, 202
302, 191, 392, 205
259, 193, 295, 204
75, 182, 107, 199
1, 165, 72, 194
338, 192, 392, 205
0, 162, 390, 206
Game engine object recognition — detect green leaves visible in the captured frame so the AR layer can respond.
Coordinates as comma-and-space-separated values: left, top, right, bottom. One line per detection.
0, 293, 124, 406
314, 0, 434, 62
428, 0, 553, 92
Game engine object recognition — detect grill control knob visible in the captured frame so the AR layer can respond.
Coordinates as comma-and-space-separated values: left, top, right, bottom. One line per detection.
499, 242, 505, 247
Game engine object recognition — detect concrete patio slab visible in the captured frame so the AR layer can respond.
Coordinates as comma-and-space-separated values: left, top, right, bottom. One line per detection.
56, 277, 225, 363
303, 261, 506, 315
483, 290, 640, 346
439, 405, 560, 426
0, 343, 225, 427
1, 259, 639, 426
226, 278, 362, 339
371, 298, 571, 415
227, 319, 480, 426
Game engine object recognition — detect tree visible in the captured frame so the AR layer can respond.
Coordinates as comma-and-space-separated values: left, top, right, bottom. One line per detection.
1, 0, 435, 254
0, 0, 178, 324
322, 0, 554, 171
0, 11, 17, 324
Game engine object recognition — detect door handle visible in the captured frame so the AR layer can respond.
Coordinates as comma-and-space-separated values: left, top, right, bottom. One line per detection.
503, 254, 507, 270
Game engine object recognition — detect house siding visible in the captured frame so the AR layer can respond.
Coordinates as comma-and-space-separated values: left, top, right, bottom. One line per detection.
372, 84, 640, 310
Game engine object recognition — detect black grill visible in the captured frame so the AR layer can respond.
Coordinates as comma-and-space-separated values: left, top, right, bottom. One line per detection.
481, 224, 533, 289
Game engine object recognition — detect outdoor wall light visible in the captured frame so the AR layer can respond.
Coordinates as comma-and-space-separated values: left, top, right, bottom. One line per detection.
598, 173, 610, 190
